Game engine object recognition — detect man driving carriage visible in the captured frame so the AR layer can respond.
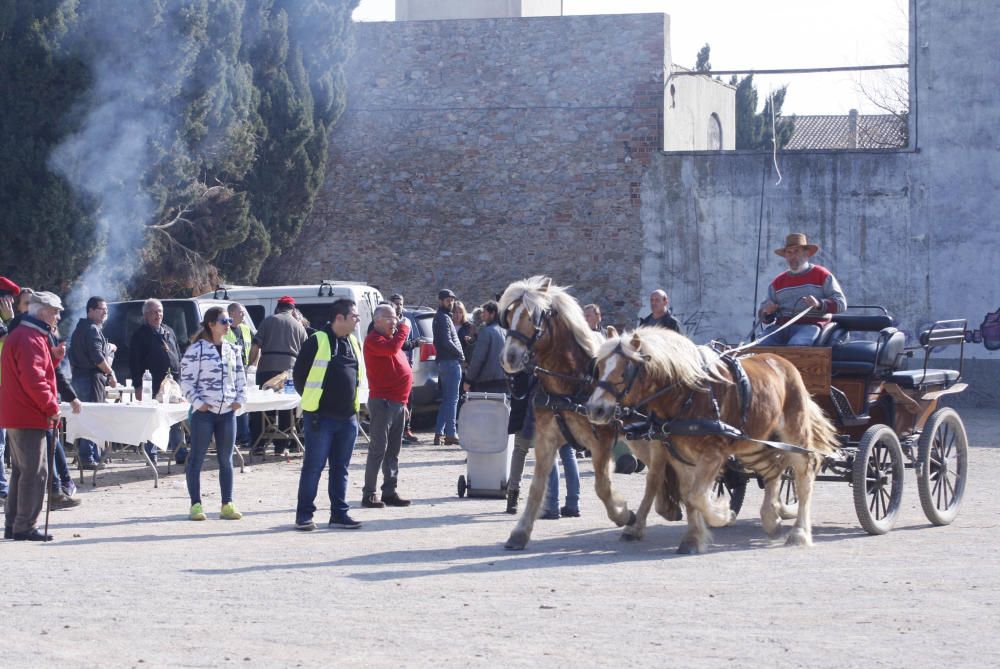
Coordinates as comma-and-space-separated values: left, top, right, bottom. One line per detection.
758, 233, 847, 346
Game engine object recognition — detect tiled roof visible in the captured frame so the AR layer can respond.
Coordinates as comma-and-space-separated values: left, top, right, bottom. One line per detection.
785, 113, 907, 150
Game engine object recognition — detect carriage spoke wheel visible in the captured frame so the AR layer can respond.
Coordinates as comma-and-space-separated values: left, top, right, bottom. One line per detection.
917, 408, 968, 526
852, 425, 904, 535
714, 463, 747, 517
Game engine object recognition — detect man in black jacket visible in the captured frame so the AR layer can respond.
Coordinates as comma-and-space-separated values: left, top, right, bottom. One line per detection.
129, 298, 184, 464
638, 289, 681, 333
432, 289, 464, 445
68, 296, 117, 469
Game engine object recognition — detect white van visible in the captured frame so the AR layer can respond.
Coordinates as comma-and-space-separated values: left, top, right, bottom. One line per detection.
197, 281, 384, 404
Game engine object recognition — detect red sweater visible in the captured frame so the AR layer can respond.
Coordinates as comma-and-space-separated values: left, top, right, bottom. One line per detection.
0, 318, 60, 429
364, 321, 412, 404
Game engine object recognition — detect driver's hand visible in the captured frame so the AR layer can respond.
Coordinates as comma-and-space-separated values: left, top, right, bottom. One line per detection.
800, 296, 822, 310
71, 399, 82, 414
761, 301, 779, 316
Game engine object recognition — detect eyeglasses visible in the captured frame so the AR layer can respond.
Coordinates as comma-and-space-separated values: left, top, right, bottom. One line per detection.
216, 317, 233, 325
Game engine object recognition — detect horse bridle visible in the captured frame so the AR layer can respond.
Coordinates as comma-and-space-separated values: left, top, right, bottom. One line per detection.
594, 342, 643, 403
501, 299, 552, 371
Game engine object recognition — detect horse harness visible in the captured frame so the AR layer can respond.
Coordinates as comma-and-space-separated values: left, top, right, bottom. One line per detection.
609, 349, 816, 464
502, 302, 597, 453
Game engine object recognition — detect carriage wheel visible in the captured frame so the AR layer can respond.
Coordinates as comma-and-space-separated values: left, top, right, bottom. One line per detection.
457, 475, 467, 498
852, 425, 905, 535
779, 467, 798, 510
917, 408, 968, 526
714, 470, 747, 517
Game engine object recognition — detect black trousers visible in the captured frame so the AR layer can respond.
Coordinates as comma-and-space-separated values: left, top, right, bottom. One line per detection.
250, 369, 294, 452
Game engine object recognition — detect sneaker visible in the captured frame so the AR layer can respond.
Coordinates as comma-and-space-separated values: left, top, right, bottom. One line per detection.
50, 492, 82, 510
220, 502, 243, 520
381, 493, 411, 507
189, 503, 207, 521
560, 505, 580, 518
62, 480, 78, 497
295, 520, 317, 531
505, 489, 519, 515
402, 430, 419, 444
433, 433, 443, 446
329, 515, 362, 530
444, 435, 461, 446
361, 493, 385, 509
80, 461, 106, 471
540, 509, 561, 520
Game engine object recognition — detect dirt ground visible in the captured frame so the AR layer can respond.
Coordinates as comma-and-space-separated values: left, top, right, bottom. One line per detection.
3, 409, 999, 668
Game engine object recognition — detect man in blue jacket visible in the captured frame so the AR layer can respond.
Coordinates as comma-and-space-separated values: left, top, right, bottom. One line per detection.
432, 289, 464, 445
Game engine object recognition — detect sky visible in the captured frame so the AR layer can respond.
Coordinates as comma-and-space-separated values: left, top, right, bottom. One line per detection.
351, 0, 910, 115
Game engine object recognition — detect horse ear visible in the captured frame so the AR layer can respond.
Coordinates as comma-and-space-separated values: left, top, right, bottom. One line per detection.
606, 325, 618, 338
540, 277, 552, 291
630, 332, 642, 351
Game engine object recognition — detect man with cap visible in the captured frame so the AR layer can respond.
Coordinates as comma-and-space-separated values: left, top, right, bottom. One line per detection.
1, 291, 64, 540
249, 296, 308, 454
389, 293, 420, 444
432, 289, 464, 445
758, 232, 847, 346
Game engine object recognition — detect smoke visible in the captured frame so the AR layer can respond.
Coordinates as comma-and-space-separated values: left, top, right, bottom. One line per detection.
47, 1, 201, 322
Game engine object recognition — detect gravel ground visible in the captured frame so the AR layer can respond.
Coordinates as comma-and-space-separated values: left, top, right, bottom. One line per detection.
3, 409, 998, 668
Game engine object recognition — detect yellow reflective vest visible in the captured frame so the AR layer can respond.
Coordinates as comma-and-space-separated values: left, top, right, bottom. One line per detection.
300, 331, 365, 414
223, 322, 252, 365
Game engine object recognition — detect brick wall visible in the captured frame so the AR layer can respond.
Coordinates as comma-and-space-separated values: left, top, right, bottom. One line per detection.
263, 13, 667, 327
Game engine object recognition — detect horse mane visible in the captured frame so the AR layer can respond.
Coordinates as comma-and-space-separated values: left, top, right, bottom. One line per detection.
598, 326, 728, 391
499, 275, 599, 356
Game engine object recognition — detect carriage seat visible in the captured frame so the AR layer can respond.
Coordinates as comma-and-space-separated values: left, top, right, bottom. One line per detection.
830, 328, 905, 377
816, 313, 896, 348
887, 368, 960, 389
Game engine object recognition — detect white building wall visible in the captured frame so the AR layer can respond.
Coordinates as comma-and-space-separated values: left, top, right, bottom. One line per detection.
664, 67, 736, 151
395, 0, 562, 20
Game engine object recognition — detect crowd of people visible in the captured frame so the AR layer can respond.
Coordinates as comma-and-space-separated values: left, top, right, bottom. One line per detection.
0, 232, 844, 540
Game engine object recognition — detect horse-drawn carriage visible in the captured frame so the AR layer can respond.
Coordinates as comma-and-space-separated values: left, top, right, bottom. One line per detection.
718, 308, 970, 535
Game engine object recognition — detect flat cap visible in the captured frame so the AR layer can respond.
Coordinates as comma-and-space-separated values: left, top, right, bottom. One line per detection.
29, 291, 64, 311
438, 289, 456, 300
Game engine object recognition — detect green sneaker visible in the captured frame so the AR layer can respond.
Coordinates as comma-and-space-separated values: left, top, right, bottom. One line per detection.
189, 503, 207, 521
220, 502, 243, 520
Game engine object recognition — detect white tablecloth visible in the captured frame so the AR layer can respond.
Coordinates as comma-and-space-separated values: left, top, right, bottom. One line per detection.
238, 389, 301, 415
62, 401, 191, 451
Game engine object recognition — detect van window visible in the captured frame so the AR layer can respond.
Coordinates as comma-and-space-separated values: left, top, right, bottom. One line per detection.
357, 298, 373, 339
246, 305, 266, 327
297, 303, 333, 331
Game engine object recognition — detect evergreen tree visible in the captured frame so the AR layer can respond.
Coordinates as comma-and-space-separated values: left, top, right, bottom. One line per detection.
730, 73, 795, 150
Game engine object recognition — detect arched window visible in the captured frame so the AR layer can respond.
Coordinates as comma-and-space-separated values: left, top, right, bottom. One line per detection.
708, 113, 723, 150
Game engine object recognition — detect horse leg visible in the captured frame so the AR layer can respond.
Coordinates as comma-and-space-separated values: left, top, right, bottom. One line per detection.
504, 431, 558, 551
759, 473, 784, 538
686, 448, 734, 529
785, 458, 817, 547
589, 435, 633, 528
678, 503, 711, 555
621, 444, 666, 542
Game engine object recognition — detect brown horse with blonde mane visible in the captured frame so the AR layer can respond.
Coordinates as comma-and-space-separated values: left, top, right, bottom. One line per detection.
498, 276, 682, 550
586, 327, 839, 553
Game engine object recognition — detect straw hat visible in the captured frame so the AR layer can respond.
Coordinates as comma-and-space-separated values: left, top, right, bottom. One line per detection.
774, 232, 819, 257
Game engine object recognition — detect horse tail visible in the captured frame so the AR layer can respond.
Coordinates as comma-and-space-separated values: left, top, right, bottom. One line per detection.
804, 397, 840, 456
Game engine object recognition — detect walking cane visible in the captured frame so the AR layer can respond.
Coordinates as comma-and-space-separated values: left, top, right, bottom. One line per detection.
43, 424, 56, 541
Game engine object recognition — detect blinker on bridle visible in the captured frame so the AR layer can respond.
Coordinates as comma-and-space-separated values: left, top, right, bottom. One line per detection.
595, 342, 642, 403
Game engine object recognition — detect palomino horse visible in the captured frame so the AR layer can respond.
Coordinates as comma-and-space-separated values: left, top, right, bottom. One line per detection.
499, 276, 682, 550
586, 327, 839, 553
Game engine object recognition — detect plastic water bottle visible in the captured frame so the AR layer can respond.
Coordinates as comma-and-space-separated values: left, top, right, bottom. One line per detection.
142, 369, 153, 404
284, 367, 295, 395
246, 364, 257, 390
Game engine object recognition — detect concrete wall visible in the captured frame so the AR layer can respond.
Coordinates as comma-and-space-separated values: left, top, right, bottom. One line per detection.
643, 0, 1000, 405
395, 0, 562, 21
664, 68, 736, 151
268, 14, 667, 318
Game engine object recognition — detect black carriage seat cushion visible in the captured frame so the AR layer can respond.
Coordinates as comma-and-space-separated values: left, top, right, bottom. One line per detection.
816, 322, 847, 347
888, 368, 960, 389
830, 329, 905, 377
830, 313, 894, 332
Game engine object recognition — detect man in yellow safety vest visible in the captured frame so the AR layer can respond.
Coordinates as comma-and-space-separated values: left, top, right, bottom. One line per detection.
292, 298, 366, 531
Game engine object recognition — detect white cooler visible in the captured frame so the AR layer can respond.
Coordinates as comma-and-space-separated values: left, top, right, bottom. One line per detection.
456, 392, 514, 498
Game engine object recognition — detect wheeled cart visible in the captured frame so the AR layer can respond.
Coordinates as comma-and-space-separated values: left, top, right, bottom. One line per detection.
456, 392, 513, 498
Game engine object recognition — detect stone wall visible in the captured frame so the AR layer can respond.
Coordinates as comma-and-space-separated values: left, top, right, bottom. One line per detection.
268, 13, 668, 319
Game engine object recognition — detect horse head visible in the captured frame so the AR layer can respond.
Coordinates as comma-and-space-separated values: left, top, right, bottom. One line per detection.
587, 327, 722, 424
498, 275, 597, 376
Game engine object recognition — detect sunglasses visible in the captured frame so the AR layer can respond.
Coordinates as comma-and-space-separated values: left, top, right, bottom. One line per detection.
215, 317, 233, 325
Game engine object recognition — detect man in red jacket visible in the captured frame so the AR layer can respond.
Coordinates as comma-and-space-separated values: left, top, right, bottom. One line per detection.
1, 291, 63, 541
361, 304, 412, 509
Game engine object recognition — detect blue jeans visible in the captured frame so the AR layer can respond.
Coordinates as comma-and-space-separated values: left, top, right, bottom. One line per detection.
235, 412, 250, 445
49, 435, 72, 492
296, 413, 358, 524
760, 323, 821, 346
435, 359, 462, 437
187, 410, 236, 506
545, 443, 580, 513
71, 375, 102, 464
0, 429, 8, 496
144, 424, 185, 462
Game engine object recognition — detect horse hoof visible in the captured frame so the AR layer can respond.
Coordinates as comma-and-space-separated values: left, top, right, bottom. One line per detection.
784, 528, 812, 547
505, 530, 529, 551
677, 539, 703, 555
726, 511, 738, 526
763, 522, 783, 539
624, 510, 637, 527
620, 529, 643, 542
